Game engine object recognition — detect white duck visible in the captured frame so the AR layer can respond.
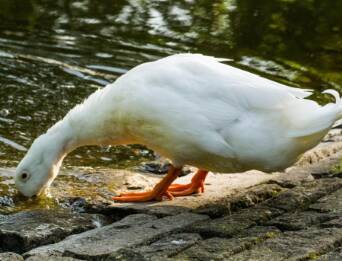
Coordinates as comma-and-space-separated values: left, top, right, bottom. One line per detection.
15, 54, 342, 201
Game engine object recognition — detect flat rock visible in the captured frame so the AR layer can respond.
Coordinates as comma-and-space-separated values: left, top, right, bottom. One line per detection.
24, 213, 208, 260
106, 170, 282, 217
0, 209, 108, 253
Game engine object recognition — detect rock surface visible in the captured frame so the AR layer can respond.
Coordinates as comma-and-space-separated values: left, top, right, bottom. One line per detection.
26, 255, 84, 261
0, 209, 108, 253
0, 252, 24, 261
317, 248, 342, 261
24, 213, 208, 260
21, 178, 342, 260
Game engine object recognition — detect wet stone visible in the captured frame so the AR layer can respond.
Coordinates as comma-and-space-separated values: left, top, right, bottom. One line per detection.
262, 178, 342, 211
105, 250, 146, 261
311, 171, 342, 179
24, 213, 208, 260
107, 233, 202, 260
320, 217, 342, 228
174, 226, 280, 261
0, 209, 108, 253
0, 195, 14, 208
195, 184, 285, 218
309, 188, 342, 213
317, 247, 342, 261
26, 255, 84, 261
134, 233, 202, 259
189, 206, 282, 237
0, 168, 159, 215
266, 211, 339, 231
225, 227, 342, 261
0, 252, 24, 261
174, 237, 245, 261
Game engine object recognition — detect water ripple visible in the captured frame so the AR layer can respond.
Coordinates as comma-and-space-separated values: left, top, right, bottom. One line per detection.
0, 136, 27, 151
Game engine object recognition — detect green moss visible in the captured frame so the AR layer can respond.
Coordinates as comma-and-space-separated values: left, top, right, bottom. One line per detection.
265, 231, 278, 239
330, 161, 342, 174
270, 189, 281, 197
307, 251, 319, 260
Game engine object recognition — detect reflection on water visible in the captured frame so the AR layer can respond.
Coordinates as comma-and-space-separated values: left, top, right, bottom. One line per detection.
0, 0, 341, 168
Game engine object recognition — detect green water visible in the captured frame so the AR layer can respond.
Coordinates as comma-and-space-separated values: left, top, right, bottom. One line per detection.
0, 0, 341, 169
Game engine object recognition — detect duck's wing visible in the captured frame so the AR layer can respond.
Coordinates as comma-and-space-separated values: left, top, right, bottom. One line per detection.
154, 54, 312, 111
164, 53, 312, 98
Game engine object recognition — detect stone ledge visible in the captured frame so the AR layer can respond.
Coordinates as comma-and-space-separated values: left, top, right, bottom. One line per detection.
24, 213, 208, 260
0, 209, 108, 253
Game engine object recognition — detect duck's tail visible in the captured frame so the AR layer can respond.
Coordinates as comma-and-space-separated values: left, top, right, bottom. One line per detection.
322, 89, 342, 117
287, 89, 342, 138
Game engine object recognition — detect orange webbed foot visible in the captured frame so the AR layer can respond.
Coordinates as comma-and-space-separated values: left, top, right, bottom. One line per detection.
168, 183, 192, 192
170, 170, 208, 197
112, 166, 181, 202
112, 190, 174, 202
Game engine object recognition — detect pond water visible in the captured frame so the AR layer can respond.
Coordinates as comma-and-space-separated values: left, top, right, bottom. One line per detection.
0, 0, 341, 169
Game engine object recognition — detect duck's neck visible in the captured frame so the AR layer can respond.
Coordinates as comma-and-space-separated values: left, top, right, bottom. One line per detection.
42, 120, 79, 168
43, 112, 128, 169
42, 88, 132, 169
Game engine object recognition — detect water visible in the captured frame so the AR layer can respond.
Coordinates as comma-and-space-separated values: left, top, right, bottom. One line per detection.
0, 0, 341, 169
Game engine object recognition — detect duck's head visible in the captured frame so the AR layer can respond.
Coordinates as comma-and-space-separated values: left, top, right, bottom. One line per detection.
15, 133, 65, 197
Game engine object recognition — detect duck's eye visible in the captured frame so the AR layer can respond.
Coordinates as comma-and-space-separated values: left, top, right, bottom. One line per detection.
21, 172, 30, 181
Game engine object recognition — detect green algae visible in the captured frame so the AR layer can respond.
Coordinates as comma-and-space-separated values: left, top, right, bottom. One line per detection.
0, 164, 160, 214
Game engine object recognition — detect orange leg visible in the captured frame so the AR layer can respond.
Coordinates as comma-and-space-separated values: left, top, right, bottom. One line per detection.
168, 169, 208, 196
112, 165, 182, 202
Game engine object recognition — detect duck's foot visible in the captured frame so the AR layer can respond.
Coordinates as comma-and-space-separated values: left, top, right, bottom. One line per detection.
112, 190, 174, 201
169, 170, 208, 197
112, 165, 182, 202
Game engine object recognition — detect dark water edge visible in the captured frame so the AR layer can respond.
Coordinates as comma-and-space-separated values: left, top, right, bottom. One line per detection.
0, 0, 341, 168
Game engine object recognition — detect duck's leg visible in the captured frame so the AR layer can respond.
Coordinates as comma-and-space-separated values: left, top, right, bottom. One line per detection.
168, 169, 208, 196
112, 165, 182, 202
